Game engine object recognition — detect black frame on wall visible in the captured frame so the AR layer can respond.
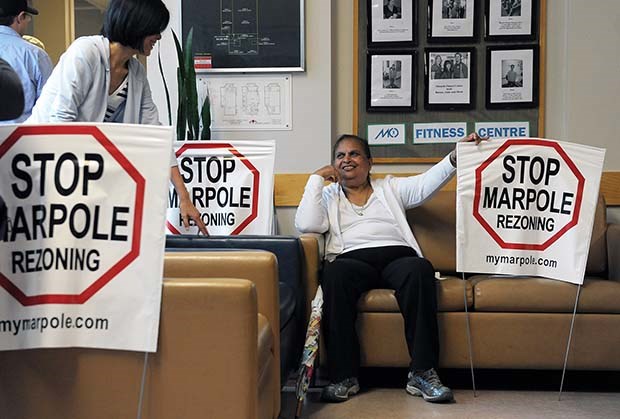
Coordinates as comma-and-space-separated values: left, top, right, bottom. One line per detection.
354, 0, 545, 163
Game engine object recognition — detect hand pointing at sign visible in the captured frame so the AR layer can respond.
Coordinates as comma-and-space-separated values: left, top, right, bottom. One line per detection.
170, 168, 209, 235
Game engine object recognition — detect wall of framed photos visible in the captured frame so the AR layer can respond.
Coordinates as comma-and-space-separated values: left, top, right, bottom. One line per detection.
355, 0, 546, 163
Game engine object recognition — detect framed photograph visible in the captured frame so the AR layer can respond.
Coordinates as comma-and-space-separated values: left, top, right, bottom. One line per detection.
424, 47, 475, 110
485, 0, 538, 41
428, 0, 477, 42
367, 50, 416, 112
368, 0, 417, 47
486, 45, 539, 108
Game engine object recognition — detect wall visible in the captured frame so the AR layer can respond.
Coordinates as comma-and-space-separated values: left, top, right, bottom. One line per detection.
59, 0, 618, 231
146, 0, 333, 174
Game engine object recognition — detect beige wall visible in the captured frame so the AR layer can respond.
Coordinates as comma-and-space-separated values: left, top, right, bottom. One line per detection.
31, 0, 74, 64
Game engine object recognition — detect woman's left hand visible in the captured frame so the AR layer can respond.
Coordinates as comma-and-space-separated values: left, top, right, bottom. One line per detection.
180, 197, 209, 235
449, 132, 487, 166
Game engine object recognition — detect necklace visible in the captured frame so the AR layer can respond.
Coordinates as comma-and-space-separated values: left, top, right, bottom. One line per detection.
342, 186, 373, 216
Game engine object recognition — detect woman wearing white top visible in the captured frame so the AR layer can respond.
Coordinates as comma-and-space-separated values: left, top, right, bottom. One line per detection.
295, 133, 482, 403
28, 0, 207, 234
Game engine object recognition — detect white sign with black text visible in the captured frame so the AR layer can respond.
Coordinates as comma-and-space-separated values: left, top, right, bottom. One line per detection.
166, 140, 275, 235
456, 138, 605, 284
0, 124, 172, 352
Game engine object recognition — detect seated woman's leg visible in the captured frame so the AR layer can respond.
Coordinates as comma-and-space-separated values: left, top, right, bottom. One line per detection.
322, 258, 381, 383
382, 257, 438, 371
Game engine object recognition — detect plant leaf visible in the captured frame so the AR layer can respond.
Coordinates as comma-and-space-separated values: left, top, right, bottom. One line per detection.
200, 94, 211, 140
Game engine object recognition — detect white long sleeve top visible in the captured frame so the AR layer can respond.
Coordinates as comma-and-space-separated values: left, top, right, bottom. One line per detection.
295, 155, 456, 261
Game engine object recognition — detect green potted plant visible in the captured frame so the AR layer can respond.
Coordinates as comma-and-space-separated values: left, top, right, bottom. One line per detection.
158, 27, 211, 140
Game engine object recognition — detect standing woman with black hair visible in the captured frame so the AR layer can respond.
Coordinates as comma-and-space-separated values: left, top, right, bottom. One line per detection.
28, 0, 208, 234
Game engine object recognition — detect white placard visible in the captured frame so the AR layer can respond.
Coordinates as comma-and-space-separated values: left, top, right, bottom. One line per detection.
197, 74, 292, 131
166, 140, 275, 235
489, 48, 534, 104
431, 0, 475, 38
488, 0, 533, 37
0, 124, 172, 352
413, 122, 467, 144
475, 121, 529, 138
368, 124, 406, 146
370, 0, 414, 43
456, 138, 605, 284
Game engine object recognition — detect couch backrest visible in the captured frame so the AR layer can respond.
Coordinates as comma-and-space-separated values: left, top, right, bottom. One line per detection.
407, 191, 608, 275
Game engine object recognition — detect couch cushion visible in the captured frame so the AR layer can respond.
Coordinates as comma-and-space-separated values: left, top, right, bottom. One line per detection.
472, 276, 620, 313
357, 278, 473, 312
586, 195, 608, 274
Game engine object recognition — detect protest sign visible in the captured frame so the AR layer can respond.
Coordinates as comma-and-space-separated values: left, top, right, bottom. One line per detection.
456, 138, 605, 284
0, 124, 171, 351
166, 140, 275, 235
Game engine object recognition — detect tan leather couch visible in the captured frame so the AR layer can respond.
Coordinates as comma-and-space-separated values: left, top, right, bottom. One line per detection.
0, 250, 280, 419
303, 191, 620, 370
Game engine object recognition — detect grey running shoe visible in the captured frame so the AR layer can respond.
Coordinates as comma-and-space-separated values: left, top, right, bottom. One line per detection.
406, 368, 454, 403
321, 377, 360, 402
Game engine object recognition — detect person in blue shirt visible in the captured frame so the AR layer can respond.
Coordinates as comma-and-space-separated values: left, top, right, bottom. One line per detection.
0, 0, 52, 123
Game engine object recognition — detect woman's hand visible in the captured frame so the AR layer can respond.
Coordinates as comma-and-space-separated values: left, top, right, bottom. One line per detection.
314, 165, 340, 183
179, 196, 209, 235
450, 132, 487, 167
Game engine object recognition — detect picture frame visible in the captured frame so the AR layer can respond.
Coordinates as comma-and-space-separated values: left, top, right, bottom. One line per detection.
424, 47, 475, 110
486, 45, 539, 109
427, 0, 477, 42
368, 0, 417, 47
182, 0, 305, 72
485, 0, 538, 41
367, 50, 416, 112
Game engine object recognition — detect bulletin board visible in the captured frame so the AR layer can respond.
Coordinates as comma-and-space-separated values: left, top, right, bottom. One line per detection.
354, 0, 546, 163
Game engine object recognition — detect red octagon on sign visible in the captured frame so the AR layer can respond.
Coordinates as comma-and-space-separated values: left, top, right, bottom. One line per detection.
167, 143, 260, 235
473, 139, 585, 251
0, 125, 145, 306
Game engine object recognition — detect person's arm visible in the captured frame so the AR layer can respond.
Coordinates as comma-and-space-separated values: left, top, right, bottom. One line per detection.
396, 133, 484, 207
34, 50, 53, 100
170, 166, 209, 235
294, 165, 336, 234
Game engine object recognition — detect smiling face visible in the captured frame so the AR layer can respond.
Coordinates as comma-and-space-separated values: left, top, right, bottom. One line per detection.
141, 33, 162, 56
333, 138, 372, 187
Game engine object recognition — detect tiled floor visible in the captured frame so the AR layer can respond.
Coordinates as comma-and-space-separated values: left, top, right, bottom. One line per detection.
280, 369, 620, 419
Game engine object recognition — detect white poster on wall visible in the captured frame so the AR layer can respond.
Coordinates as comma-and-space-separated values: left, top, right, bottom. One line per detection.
0, 124, 171, 352
456, 138, 605, 284
166, 140, 275, 235
197, 74, 292, 131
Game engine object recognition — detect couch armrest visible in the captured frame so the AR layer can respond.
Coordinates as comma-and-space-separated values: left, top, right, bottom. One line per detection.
0, 278, 261, 419
299, 233, 322, 319
608, 223, 620, 281
163, 250, 280, 414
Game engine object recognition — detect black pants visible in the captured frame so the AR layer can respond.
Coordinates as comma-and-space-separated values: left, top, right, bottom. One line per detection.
321, 246, 439, 382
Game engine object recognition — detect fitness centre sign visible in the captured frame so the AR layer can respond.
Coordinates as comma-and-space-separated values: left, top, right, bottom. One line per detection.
456, 138, 605, 284
0, 124, 172, 351
166, 140, 275, 235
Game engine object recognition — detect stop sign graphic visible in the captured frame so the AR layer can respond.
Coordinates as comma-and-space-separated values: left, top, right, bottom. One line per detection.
167, 142, 260, 235
473, 139, 585, 251
0, 126, 144, 306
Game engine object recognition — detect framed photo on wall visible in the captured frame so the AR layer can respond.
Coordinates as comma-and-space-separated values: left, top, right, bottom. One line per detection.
368, 0, 417, 47
424, 47, 475, 110
367, 50, 416, 112
485, 0, 537, 41
428, 0, 477, 42
486, 45, 539, 108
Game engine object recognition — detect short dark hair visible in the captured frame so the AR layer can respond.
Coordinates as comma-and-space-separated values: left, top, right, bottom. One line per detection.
102, 0, 169, 52
0, 15, 16, 26
333, 134, 372, 161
